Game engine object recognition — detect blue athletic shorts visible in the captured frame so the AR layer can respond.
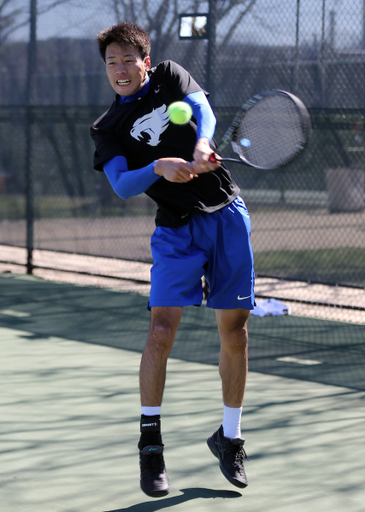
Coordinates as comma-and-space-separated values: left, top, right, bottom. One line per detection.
148, 196, 255, 310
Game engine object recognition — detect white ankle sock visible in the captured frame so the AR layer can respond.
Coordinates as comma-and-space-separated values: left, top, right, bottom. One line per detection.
141, 406, 161, 416
222, 405, 242, 439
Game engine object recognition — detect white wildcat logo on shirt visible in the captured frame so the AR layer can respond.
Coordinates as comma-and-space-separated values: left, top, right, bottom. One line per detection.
130, 105, 169, 146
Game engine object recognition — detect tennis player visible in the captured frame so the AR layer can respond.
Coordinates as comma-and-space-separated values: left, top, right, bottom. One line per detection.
90, 22, 255, 498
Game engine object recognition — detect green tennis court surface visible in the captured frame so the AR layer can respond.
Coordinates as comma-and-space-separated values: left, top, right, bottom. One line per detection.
1, 274, 364, 511
1, 273, 364, 390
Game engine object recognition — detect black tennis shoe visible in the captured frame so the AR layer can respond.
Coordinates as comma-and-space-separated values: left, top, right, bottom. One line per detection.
207, 425, 248, 488
139, 444, 170, 498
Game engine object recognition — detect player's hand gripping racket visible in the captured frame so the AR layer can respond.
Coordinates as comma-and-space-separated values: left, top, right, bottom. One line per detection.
209, 90, 311, 170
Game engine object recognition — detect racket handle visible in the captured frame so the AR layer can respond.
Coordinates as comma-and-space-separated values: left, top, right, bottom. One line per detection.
209, 152, 218, 164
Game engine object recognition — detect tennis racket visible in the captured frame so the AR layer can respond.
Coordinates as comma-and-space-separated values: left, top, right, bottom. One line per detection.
209, 90, 311, 170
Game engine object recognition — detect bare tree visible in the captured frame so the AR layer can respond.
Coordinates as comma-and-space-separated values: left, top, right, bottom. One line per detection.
109, 0, 258, 62
0, 0, 74, 45
0, 0, 24, 44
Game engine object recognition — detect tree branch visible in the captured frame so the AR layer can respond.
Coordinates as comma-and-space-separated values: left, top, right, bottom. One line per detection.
219, 0, 257, 48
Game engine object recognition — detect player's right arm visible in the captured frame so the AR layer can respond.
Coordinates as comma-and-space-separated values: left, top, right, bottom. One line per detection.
103, 156, 158, 199
103, 156, 196, 200
154, 158, 197, 182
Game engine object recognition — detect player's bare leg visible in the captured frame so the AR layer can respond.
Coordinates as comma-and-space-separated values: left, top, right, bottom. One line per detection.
216, 308, 249, 407
207, 308, 250, 489
138, 306, 183, 498
140, 306, 183, 406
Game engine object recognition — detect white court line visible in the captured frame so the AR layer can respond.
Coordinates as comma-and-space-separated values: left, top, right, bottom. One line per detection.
0, 309, 30, 318
277, 356, 323, 366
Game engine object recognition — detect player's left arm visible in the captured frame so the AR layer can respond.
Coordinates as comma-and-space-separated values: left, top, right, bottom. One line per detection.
183, 91, 220, 173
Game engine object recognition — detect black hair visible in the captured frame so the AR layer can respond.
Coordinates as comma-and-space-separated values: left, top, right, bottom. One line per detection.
97, 22, 151, 62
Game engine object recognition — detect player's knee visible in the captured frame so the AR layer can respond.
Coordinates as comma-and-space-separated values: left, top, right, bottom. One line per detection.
223, 331, 248, 350
151, 323, 174, 342
147, 321, 177, 356
216, 309, 249, 335
220, 322, 248, 353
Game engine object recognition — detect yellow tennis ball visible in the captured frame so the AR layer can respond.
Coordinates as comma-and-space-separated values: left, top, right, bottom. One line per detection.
167, 101, 193, 125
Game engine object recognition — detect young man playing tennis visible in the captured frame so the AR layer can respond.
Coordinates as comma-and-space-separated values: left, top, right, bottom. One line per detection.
90, 22, 255, 498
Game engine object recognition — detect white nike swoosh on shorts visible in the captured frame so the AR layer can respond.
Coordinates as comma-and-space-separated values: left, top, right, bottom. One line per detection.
237, 295, 251, 300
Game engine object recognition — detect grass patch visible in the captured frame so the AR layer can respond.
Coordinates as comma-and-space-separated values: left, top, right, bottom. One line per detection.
0, 195, 155, 219
254, 247, 365, 287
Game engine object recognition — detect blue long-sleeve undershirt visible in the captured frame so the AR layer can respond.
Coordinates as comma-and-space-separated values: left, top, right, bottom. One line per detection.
103, 90, 216, 200
103, 158, 159, 200
183, 91, 216, 141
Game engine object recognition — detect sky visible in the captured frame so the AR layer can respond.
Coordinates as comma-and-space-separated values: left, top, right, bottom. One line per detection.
7, 0, 365, 51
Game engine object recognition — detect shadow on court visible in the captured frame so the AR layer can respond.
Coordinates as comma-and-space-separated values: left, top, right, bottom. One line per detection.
0, 273, 364, 390
106, 488, 241, 512
1, 273, 364, 512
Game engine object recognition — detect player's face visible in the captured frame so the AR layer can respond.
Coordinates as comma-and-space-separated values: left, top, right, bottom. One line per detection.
105, 43, 151, 96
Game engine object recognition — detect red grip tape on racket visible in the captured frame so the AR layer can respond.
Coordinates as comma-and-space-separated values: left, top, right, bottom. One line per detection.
209, 153, 219, 164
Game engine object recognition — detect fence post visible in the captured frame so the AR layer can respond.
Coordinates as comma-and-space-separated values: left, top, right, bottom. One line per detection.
319, 0, 326, 107
292, 0, 300, 94
207, 0, 216, 106
25, 0, 37, 274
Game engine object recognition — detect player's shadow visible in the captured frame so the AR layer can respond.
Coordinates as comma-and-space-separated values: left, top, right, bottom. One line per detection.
105, 487, 242, 511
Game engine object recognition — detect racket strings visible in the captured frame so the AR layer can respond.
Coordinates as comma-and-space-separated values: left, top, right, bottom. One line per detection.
233, 95, 307, 169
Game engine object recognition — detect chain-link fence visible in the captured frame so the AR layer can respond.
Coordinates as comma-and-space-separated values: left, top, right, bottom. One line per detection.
0, 0, 364, 289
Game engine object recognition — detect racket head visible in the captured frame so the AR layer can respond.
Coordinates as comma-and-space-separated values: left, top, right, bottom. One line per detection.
222, 90, 311, 170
